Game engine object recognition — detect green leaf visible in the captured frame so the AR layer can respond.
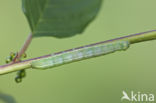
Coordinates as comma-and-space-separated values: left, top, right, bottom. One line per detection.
22, 0, 102, 38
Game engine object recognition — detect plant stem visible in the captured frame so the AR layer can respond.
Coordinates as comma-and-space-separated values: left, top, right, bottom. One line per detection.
0, 61, 31, 75
13, 33, 32, 62
0, 30, 156, 75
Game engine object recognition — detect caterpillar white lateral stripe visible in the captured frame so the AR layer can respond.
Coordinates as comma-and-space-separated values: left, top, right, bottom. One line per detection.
31, 41, 130, 69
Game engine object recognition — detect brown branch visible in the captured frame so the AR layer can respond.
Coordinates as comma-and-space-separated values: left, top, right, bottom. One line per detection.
13, 33, 32, 62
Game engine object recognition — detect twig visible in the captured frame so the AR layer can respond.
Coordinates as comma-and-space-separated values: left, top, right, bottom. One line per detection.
13, 33, 32, 62
0, 30, 156, 75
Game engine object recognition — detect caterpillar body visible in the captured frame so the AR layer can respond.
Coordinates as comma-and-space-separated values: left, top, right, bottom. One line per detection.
31, 41, 130, 69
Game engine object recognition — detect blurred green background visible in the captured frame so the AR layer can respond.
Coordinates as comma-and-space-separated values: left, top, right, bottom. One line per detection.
0, 0, 156, 103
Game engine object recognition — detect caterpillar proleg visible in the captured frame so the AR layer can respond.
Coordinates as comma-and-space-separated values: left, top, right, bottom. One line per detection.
31, 41, 130, 69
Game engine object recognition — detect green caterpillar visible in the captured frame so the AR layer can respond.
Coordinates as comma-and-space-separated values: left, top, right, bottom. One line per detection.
31, 41, 130, 69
